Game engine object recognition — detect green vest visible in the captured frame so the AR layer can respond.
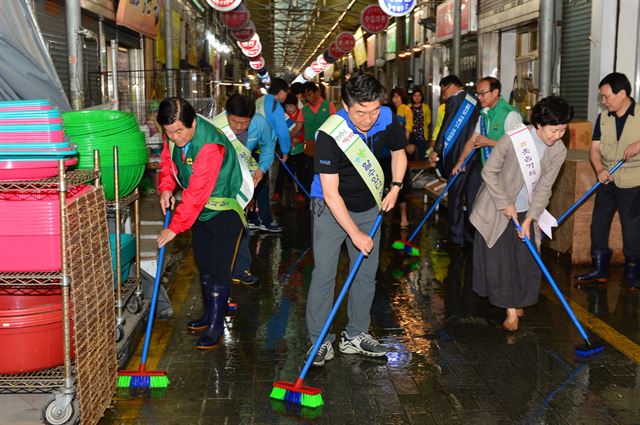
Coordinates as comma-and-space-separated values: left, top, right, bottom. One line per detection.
600, 104, 640, 188
480, 98, 520, 164
482, 98, 519, 141
171, 116, 245, 222
302, 99, 331, 141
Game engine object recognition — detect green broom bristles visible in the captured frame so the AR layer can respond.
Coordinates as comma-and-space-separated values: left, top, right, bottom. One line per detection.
391, 240, 405, 250
117, 376, 131, 388
300, 393, 323, 408
150, 376, 170, 388
270, 386, 286, 400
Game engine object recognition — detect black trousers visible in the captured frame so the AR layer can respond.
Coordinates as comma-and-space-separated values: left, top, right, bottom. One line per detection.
447, 161, 483, 247
591, 183, 640, 261
192, 210, 243, 286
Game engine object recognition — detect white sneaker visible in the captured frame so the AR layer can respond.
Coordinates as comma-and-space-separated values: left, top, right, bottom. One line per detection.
338, 331, 387, 357
307, 340, 334, 367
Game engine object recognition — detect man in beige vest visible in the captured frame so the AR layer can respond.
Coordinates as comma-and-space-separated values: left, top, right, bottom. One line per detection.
576, 72, 640, 290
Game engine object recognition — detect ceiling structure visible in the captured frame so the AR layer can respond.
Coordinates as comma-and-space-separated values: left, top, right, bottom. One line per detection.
241, 0, 372, 76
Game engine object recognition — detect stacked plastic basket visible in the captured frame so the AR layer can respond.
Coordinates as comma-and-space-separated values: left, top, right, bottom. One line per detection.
0, 99, 82, 373
0, 100, 78, 180
62, 110, 148, 200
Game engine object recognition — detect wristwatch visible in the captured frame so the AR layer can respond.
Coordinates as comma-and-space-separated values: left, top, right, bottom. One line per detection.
391, 181, 403, 190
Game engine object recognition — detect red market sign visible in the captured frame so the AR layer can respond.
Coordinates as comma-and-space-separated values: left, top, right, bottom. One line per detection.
237, 33, 260, 50
323, 50, 337, 64
328, 41, 346, 59
360, 5, 389, 34
316, 54, 329, 68
336, 32, 356, 52
249, 56, 265, 70
231, 21, 256, 42
436, 0, 477, 42
242, 40, 262, 58
221, 5, 250, 30
311, 61, 324, 73
205, 0, 242, 12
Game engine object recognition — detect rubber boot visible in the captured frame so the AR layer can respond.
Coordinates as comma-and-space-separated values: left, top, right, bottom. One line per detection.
195, 284, 230, 350
575, 249, 612, 283
625, 260, 640, 290
187, 274, 213, 332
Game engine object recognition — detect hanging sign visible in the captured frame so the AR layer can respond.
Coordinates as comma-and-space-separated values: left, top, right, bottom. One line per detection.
378, 0, 416, 17
317, 54, 329, 68
329, 42, 345, 60
311, 61, 324, 73
360, 5, 389, 33
249, 56, 265, 70
335, 32, 356, 52
241, 40, 262, 58
221, 4, 250, 30
303, 67, 316, 80
231, 21, 256, 42
205, 0, 242, 12
237, 33, 260, 50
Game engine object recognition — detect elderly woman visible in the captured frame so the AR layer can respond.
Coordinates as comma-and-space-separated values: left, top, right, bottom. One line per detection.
156, 97, 246, 349
470, 96, 573, 331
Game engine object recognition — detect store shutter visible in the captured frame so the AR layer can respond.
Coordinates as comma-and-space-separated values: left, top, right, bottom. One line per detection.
560, 0, 592, 119
34, 0, 69, 94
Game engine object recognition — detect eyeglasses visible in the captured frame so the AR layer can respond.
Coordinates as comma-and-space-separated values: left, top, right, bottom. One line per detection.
476, 90, 493, 97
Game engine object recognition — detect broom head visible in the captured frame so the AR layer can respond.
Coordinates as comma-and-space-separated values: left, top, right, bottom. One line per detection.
117, 364, 169, 388
391, 239, 420, 256
270, 378, 323, 408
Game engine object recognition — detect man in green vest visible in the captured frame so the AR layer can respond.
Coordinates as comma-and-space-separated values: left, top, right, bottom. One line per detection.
298, 81, 336, 196
452, 76, 522, 175
576, 72, 640, 290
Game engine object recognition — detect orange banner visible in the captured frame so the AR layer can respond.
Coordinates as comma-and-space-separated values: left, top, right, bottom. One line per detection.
116, 0, 162, 38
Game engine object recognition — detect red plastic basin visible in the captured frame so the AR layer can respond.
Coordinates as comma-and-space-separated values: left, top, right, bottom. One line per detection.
0, 290, 74, 374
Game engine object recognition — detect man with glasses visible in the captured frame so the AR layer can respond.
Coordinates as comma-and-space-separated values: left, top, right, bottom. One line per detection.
576, 72, 640, 290
452, 76, 522, 174
433, 75, 480, 248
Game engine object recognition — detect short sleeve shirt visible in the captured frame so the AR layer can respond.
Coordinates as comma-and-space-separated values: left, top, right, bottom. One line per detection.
314, 107, 406, 212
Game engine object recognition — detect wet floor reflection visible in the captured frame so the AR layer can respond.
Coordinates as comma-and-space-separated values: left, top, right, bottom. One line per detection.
99, 194, 640, 424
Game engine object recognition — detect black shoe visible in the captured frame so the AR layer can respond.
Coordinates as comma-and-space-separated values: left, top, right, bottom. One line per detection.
187, 274, 213, 332
575, 249, 612, 283
195, 284, 230, 349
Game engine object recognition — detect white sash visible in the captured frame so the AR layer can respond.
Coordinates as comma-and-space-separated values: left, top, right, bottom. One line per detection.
508, 124, 557, 238
202, 113, 254, 209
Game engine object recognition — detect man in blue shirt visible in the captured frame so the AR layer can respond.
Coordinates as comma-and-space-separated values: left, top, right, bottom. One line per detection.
224, 94, 276, 285
253, 78, 291, 232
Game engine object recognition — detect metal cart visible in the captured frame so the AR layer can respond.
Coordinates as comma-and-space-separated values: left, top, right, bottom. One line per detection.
0, 162, 99, 425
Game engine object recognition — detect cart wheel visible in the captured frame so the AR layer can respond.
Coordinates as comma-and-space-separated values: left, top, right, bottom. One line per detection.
116, 324, 124, 342
126, 295, 143, 315
41, 397, 78, 425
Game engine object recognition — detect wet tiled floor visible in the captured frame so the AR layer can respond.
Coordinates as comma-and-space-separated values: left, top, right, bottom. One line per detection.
98, 189, 640, 425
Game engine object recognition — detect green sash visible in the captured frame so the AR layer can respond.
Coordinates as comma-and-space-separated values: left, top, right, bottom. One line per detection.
318, 115, 384, 207
204, 197, 247, 227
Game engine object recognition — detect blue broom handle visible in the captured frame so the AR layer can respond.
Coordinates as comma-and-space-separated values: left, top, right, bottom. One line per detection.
299, 213, 383, 381
512, 219, 590, 343
276, 154, 311, 199
141, 211, 171, 365
408, 149, 477, 243
557, 160, 624, 225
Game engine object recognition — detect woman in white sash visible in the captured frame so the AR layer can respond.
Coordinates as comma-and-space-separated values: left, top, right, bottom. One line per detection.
470, 96, 573, 331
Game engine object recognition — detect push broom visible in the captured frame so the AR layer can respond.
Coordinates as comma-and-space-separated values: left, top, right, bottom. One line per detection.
512, 219, 605, 357
117, 211, 171, 389
275, 154, 311, 199
556, 160, 624, 225
270, 213, 384, 408
392, 149, 477, 256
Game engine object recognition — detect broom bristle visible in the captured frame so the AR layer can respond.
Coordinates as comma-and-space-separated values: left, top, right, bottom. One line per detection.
408, 246, 420, 256
271, 380, 323, 408
391, 240, 405, 250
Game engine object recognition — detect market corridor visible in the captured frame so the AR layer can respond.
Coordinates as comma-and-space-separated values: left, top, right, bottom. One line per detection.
94, 191, 640, 425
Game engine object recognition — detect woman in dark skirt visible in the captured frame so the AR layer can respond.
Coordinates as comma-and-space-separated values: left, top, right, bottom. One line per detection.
470, 96, 573, 331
